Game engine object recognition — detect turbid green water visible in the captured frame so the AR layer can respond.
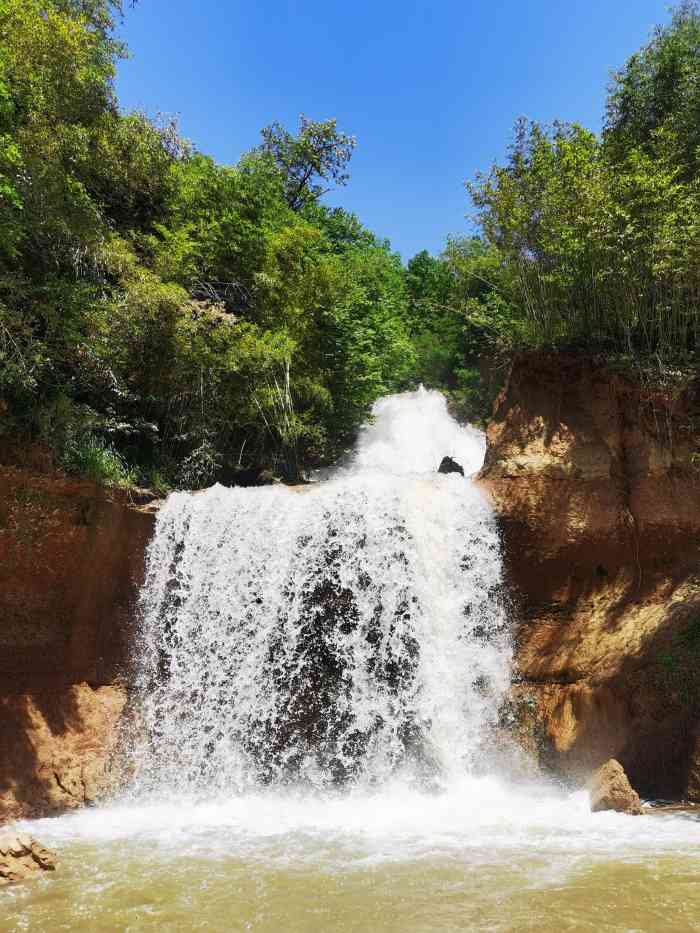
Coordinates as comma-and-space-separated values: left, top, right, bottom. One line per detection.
5, 785, 700, 932
5, 846, 700, 932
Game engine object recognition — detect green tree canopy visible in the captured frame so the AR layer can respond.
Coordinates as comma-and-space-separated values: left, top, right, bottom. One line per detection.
605, 0, 700, 178
259, 115, 356, 212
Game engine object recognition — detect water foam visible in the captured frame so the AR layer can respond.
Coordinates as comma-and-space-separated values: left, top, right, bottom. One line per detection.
22, 780, 700, 867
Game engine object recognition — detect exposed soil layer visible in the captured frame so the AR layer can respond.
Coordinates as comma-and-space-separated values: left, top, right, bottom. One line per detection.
0, 468, 156, 820
481, 353, 700, 800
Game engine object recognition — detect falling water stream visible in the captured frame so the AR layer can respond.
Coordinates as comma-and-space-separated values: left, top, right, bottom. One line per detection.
131, 389, 510, 796
8, 390, 700, 932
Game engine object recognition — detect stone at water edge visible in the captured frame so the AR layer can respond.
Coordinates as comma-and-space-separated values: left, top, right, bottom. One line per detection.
438, 456, 464, 476
0, 831, 57, 885
587, 759, 644, 815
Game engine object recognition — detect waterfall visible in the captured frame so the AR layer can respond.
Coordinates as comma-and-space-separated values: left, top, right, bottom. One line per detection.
131, 388, 511, 797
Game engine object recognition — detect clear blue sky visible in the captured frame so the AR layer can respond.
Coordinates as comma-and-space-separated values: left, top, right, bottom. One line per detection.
116, 0, 671, 260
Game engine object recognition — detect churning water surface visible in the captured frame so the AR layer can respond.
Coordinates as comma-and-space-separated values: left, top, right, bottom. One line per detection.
7, 389, 700, 932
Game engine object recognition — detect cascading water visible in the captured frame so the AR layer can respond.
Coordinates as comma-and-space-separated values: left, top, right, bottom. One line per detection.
131, 388, 511, 797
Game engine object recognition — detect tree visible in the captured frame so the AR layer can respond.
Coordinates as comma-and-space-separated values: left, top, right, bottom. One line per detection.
53, 0, 134, 37
405, 250, 453, 307
605, 1, 700, 178
259, 115, 356, 212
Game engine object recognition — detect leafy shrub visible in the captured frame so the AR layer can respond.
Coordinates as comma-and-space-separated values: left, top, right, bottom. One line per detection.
61, 433, 135, 487
175, 439, 222, 490
468, 4, 700, 362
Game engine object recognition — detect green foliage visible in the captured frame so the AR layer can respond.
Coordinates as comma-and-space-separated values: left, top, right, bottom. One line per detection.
175, 439, 222, 490
464, 3, 700, 362
605, 1, 700, 180
61, 432, 135, 486
470, 109, 700, 358
253, 361, 302, 482
0, 0, 433, 488
7, 0, 699, 490
400, 237, 518, 423
259, 115, 356, 212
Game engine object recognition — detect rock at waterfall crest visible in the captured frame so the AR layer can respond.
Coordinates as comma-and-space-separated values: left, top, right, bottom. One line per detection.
438, 456, 464, 476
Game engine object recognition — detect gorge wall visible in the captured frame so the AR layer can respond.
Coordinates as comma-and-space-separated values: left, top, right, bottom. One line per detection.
481, 353, 700, 801
1, 353, 699, 822
0, 468, 156, 820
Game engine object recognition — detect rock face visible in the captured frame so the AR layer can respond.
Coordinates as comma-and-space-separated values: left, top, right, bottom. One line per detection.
588, 759, 643, 814
0, 683, 128, 820
481, 353, 700, 800
0, 831, 56, 884
0, 467, 157, 820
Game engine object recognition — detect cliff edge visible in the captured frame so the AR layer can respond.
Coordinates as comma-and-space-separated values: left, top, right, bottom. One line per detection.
0, 468, 157, 820
481, 353, 700, 800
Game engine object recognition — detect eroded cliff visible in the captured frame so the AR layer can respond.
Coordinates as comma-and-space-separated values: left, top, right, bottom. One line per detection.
0, 468, 156, 820
482, 353, 700, 800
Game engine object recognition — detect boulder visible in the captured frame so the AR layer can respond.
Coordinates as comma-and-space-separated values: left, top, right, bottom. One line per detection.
438, 456, 464, 476
588, 758, 643, 815
0, 831, 56, 884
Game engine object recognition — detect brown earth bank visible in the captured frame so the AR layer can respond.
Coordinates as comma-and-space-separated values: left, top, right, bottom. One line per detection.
482, 353, 700, 801
0, 467, 157, 821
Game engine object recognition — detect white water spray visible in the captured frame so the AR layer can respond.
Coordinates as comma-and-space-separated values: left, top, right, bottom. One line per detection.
131, 389, 510, 797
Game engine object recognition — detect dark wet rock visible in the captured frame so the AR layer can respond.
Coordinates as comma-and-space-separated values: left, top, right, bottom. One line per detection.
438, 456, 464, 476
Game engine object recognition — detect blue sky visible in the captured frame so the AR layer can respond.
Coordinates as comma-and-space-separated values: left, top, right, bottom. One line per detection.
116, 0, 672, 260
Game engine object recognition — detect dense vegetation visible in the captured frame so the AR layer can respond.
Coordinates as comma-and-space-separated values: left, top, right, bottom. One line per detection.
0, 0, 505, 488
0, 0, 698, 489
470, 1, 700, 358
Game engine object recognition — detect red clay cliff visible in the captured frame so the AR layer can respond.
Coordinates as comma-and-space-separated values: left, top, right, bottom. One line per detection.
481, 353, 700, 800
